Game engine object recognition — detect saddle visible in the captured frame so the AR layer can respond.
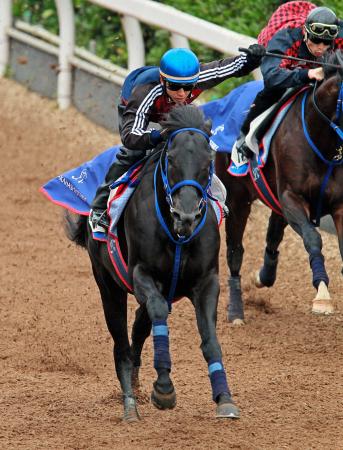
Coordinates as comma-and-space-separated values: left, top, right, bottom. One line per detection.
229, 85, 310, 215
231, 86, 306, 167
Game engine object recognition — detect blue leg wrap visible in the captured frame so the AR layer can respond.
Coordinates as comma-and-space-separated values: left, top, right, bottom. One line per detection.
208, 360, 230, 402
310, 252, 329, 289
152, 320, 171, 370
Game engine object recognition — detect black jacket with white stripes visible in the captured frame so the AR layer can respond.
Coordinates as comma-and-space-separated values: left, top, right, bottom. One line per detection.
120, 53, 260, 150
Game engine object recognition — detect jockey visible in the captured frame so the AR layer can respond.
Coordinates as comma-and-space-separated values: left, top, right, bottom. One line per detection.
236, 5, 343, 160
89, 45, 265, 232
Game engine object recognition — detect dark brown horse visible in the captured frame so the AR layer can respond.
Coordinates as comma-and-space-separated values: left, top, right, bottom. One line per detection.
216, 51, 343, 325
65, 105, 240, 421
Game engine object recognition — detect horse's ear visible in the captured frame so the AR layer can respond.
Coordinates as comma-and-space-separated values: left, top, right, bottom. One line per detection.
204, 118, 212, 136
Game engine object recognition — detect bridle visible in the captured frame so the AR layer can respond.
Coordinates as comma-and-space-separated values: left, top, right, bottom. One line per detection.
162, 128, 213, 219
310, 51, 343, 158
154, 127, 213, 244
153, 127, 213, 311
301, 76, 343, 226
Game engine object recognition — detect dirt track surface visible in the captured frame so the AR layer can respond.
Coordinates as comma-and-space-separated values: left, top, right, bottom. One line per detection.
1, 78, 343, 450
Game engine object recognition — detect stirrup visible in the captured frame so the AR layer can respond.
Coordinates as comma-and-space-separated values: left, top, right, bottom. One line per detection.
89, 209, 109, 233
236, 140, 254, 160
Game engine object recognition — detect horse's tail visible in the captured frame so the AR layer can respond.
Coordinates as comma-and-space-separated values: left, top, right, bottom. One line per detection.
64, 210, 88, 249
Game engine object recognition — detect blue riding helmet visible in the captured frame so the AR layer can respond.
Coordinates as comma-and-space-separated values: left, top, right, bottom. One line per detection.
159, 48, 200, 84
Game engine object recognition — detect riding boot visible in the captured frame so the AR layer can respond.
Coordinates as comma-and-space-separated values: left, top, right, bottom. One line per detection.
236, 131, 254, 161
236, 87, 286, 161
235, 105, 256, 161
89, 146, 146, 232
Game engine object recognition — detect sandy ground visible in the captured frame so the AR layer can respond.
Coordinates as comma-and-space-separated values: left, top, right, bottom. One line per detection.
1, 78, 343, 450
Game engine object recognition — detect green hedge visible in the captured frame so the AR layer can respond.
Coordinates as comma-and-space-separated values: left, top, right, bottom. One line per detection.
13, 0, 343, 100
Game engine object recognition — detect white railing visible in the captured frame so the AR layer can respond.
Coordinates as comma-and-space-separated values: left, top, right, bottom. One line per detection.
0, 0, 260, 110
0, 1, 12, 75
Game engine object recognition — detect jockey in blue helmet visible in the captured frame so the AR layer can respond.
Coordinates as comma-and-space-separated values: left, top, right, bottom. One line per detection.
90, 45, 265, 233
159, 48, 200, 84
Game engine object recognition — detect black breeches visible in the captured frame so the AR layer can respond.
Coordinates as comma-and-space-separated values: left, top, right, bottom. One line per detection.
241, 87, 286, 135
91, 146, 147, 210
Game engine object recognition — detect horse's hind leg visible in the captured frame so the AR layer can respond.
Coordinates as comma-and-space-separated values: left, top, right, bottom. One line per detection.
281, 192, 333, 314
226, 194, 251, 325
254, 212, 287, 288
131, 304, 152, 391
92, 265, 140, 422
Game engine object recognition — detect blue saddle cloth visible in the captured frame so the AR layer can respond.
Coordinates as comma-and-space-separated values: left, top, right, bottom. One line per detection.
200, 80, 264, 153
40, 146, 120, 215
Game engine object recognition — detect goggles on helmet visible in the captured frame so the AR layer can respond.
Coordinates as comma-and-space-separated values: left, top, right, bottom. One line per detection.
307, 22, 338, 39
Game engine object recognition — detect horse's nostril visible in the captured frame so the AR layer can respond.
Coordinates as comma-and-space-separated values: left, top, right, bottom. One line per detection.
172, 210, 182, 222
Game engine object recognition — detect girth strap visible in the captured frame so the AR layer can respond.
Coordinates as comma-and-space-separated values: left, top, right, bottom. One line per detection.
249, 157, 283, 216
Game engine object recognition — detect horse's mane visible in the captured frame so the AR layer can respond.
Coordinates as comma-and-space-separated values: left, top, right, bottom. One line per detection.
323, 49, 343, 80
161, 104, 211, 135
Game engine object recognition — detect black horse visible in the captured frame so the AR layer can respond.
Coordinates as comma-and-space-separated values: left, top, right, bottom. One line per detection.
65, 105, 239, 421
216, 51, 343, 325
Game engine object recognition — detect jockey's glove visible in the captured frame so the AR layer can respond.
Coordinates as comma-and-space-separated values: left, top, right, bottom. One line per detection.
150, 130, 164, 146
246, 44, 266, 64
150, 128, 170, 146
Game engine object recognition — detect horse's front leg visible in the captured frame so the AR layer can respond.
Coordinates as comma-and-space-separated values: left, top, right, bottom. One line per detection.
254, 211, 288, 288
133, 265, 176, 410
191, 272, 240, 419
332, 207, 343, 278
280, 190, 333, 314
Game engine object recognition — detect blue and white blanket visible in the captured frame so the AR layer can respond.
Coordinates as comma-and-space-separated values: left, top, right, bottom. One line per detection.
201, 80, 264, 153
40, 146, 120, 215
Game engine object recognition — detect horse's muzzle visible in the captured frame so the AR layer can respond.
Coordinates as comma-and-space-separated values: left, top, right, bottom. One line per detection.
171, 208, 202, 238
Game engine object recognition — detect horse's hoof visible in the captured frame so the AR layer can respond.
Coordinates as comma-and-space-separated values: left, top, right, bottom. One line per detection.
312, 282, 334, 315
253, 271, 264, 288
312, 299, 334, 315
216, 402, 240, 419
230, 318, 245, 327
151, 387, 176, 410
122, 396, 140, 422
